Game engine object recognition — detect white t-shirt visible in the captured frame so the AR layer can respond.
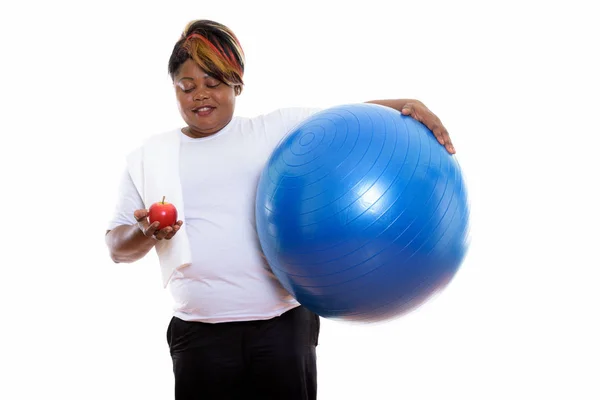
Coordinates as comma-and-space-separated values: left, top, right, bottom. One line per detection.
107, 107, 321, 323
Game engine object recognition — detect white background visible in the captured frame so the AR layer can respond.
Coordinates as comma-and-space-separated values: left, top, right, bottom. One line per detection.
1, 0, 599, 399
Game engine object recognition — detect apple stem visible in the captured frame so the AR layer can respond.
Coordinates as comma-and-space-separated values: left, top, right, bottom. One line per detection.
162, 196, 165, 204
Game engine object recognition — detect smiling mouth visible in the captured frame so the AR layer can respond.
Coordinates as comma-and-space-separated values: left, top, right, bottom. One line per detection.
192, 106, 215, 116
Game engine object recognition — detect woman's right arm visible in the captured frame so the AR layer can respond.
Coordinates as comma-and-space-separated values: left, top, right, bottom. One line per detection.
105, 169, 182, 263
105, 222, 157, 263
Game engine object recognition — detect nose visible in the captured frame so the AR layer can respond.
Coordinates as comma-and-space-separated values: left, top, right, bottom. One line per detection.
193, 87, 210, 101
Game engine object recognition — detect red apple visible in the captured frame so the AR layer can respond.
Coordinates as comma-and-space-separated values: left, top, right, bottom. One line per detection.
148, 196, 178, 230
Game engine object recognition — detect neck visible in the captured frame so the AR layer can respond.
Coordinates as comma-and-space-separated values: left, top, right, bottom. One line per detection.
182, 122, 230, 138
182, 127, 218, 138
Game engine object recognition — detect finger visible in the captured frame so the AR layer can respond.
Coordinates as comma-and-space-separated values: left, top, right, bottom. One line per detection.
434, 129, 455, 154
444, 135, 456, 154
143, 221, 160, 237
435, 125, 455, 154
154, 226, 173, 240
164, 223, 182, 240
402, 105, 424, 124
401, 104, 420, 120
430, 124, 446, 146
134, 209, 149, 222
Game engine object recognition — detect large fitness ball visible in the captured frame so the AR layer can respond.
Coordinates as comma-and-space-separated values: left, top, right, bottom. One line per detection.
255, 103, 470, 322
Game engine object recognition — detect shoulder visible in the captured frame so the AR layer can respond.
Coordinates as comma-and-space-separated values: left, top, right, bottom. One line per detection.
143, 129, 181, 146
250, 107, 322, 132
126, 129, 181, 160
261, 107, 322, 123
233, 107, 322, 145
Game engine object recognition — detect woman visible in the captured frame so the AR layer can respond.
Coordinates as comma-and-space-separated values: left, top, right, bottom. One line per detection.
105, 19, 456, 400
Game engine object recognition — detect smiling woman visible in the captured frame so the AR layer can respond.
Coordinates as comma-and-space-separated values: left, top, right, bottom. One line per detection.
168, 20, 246, 138
104, 17, 457, 400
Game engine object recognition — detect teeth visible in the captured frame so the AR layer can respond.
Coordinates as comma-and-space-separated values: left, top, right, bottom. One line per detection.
197, 107, 212, 112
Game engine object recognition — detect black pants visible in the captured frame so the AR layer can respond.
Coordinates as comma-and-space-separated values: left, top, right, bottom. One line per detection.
166, 306, 320, 400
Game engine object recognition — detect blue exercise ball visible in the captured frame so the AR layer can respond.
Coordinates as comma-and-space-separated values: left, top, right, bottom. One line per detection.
256, 103, 470, 323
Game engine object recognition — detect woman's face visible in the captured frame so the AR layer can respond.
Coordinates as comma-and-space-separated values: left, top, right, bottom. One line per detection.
174, 59, 236, 138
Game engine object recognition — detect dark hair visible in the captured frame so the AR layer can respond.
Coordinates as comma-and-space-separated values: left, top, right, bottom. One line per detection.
168, 20, 245, 95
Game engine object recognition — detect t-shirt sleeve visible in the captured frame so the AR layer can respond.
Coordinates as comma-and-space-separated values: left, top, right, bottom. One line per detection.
262, 107, 323, 146
106, 166, 145, 231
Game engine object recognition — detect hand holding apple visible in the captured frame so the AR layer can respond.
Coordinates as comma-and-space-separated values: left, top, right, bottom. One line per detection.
134, 196, 183, 240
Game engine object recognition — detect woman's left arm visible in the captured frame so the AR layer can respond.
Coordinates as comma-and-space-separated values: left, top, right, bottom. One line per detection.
366, 99, 455, 154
